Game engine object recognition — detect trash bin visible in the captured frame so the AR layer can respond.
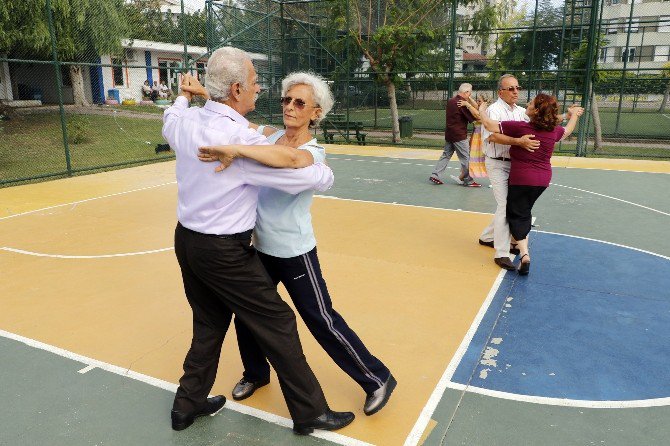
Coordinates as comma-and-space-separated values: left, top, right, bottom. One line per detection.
107, 89, 120, 103
399, 116, 413, 138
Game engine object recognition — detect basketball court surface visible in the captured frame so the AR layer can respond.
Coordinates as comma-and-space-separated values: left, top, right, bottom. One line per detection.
1, 146, 669, 446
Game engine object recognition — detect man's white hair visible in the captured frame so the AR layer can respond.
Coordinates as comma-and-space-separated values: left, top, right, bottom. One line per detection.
458, 83, 473, 94
281, 72, 334, 126
205, 47, 251, 101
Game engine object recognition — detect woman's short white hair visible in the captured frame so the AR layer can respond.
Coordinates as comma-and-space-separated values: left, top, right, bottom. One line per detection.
281, 72, 334, 126
205, 47, 251, 101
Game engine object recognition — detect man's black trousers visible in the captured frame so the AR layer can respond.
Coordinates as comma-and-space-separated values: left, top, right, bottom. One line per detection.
172, 223, 327, 423
235, 247, 391, 395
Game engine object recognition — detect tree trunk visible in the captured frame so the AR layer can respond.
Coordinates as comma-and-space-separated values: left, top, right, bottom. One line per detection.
385, 80, 401, 143
660, 82, 669, 113
590, 86, 603, 153
70, 65, 89, 106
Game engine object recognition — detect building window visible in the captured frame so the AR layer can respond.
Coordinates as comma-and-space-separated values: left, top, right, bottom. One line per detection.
639, 45, 654, 62
61, 65, 72, 86
660, 16, 670, 33
654, 45, 670, 62
623, 47, 635, 62
112, 58, 124, 86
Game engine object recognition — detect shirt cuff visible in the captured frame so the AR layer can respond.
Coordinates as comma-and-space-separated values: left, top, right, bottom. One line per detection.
174, 96, 189, 107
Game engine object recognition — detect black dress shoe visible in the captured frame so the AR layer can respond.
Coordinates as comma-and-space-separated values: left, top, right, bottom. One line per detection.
494, 257, 516, 271
478, 239, 494, 248
171, 395, 226, 431
293, 409, 355, 435
364, 374, 397, 415
231, 376, 270, 401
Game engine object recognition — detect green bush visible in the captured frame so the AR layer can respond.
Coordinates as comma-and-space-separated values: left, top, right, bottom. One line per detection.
66, 115, 91, 144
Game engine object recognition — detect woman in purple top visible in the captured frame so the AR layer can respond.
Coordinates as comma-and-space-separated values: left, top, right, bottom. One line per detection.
479, 94, 583, 275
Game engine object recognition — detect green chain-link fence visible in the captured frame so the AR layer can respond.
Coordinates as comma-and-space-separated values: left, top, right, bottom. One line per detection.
2, 0, 669, 187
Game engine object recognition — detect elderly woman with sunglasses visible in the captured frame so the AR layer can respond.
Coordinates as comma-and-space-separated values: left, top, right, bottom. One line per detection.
190, 72, 396, 416
479, 93, 583, 275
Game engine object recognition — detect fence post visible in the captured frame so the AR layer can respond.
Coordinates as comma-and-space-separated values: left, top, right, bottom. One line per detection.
447, 0, 457, 99
45, 0, 72, 176
614, 0, 636, 135
575, 0, 601, 157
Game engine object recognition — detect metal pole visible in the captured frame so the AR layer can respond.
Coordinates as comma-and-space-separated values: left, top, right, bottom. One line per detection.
45, 0, 72, 176
633, 24, 646, 112
527, 0, 540, 102
182, 0, 189, 71
268, 0, 274, 125
447, 0, 457, 99
614, 0, 636, 135
575, 0, 601, 157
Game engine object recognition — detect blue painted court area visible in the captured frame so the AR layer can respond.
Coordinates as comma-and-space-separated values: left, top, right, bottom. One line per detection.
451, 231, 670, 402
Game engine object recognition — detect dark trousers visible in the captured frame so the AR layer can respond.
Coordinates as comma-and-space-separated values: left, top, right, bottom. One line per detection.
506, 185, 547, 241
235, 247, 390, 395
172, 223, 327, 423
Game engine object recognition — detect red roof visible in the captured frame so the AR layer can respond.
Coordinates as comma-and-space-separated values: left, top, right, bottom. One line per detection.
463, 52, 487, 61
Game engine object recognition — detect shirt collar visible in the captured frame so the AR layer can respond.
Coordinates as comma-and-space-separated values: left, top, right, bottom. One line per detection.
496, 97, 518, 112
203, 100, 249, 126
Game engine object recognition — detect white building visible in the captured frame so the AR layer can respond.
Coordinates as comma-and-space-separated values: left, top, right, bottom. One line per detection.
0, 40, 267, 105
599, 0, 670, 72
457, 0, 514, 57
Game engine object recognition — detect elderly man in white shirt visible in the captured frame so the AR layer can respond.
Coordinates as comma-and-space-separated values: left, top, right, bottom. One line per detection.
163, 47, 354, 435
478, 74, 539, 270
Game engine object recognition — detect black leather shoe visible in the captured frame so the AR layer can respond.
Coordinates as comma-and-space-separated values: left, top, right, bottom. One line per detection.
171, 395, 226, 431
231, 377, 270, 401
364, 374, 397, 415
478, 239, 494, 248
293, 409, 355, 435
494, 257, 516, 271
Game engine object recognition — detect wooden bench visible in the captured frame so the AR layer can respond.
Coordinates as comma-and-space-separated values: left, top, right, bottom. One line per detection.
321, 119, 366, 145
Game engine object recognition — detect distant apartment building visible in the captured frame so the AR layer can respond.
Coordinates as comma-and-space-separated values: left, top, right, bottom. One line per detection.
599, 0, 670, 72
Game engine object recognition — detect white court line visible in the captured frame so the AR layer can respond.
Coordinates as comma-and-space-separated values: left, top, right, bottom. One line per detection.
403, 270, 508, 446
0, 246, 173, 259
0, 181, 176, 221
314, 195, 494, 217
329, 154, 670, 175
550, 182, 670, 217
0, 329, 373, 446
405, 231, 670, 444
663, 114, 670, 120
78, 365, 96, 374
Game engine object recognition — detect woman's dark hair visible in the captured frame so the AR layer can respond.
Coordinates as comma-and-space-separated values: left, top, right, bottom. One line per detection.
530, 93, 560, 131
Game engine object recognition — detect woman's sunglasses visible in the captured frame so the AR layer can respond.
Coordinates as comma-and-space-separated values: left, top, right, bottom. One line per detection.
280, 96, 317, 110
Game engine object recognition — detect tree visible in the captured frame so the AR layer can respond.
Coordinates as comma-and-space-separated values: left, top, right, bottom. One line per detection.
0, 0, 128, 106
487, 0, 563, 74
327, 0, 486, 142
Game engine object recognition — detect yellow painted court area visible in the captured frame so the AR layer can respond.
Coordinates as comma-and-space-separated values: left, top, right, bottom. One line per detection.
0, 160, 501, 445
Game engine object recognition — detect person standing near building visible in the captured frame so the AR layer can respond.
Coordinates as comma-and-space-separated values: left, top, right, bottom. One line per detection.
429, 83, 481, 187
477, 74, 540, 270
163, 47, 354, 435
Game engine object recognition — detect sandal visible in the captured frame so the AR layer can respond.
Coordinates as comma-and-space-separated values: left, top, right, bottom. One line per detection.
518, 254, 530, 275
510, 243, 520, 255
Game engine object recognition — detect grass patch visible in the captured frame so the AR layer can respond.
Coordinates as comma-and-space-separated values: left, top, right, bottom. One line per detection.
0, 112, 171, 186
